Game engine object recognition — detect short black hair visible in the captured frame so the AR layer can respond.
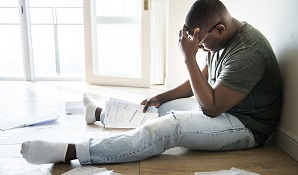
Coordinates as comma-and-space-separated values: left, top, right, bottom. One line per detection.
185, 0, 227, 30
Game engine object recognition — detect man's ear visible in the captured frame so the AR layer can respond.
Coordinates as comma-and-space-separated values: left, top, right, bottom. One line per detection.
216, 24, 225, 34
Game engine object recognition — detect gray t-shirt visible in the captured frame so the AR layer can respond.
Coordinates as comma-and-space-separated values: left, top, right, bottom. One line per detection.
205, 23, 282, 145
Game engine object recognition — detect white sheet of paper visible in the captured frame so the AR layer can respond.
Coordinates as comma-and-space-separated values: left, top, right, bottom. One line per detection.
109, 97, 158, 113
104, 98, 158, 128
61, 166, 113, 175
194, 170, 240, 175
230, 168, 260, 175
194, 167, 260, 175
20, 169, 52, 175
0, 115, 59, 131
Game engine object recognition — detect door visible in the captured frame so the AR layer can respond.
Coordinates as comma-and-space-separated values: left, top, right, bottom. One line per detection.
84, 0, 151, 87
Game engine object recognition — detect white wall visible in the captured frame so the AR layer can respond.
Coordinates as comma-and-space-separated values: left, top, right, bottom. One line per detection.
166, 0, 298, 160
165, 0, 196, 88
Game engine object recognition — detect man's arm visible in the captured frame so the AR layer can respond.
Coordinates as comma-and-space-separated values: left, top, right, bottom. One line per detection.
186, 58, 247, 117
179, 26, 247, 117
142, 66, 208, 112
141, 80, 192, 112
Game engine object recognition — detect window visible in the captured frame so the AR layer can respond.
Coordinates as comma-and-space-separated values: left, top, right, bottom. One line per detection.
0, 0, 24, 79
94, 0, 141, 78
0, 0, 85, 80
29, 0, 85, 79
84, 0, 151, 87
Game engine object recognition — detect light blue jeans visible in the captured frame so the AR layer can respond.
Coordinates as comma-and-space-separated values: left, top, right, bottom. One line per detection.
76, 98, 257, 164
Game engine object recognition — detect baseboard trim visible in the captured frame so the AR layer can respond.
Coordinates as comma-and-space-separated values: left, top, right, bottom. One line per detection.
272, 126, 298, 161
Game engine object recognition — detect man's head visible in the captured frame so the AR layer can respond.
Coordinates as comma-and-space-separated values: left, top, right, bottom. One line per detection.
185, 0, 230, 51
185, 0, 227, 31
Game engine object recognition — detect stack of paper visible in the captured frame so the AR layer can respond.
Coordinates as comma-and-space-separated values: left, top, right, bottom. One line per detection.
104, 98, 158, 128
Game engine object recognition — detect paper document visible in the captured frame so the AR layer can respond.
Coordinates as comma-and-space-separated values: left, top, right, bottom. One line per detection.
0, 114, 59, 131
104, 98, 158, 128
62, 166, 121, 175
194, 167, 260, 175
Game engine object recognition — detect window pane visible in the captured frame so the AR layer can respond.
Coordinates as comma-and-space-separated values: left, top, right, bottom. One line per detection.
28, 0, 84, 79
96, 24, 141, 78
56, 7, 83, 24
58, 25, 85, 77
0, 26, 24, 77
96, 0, 138, 17
0, 0, 18, 7
30, 8, 53, 24
31, 25, 56, 77
0, 0, 23, 78
29, 0, 82, 8
0, 8, 19, 24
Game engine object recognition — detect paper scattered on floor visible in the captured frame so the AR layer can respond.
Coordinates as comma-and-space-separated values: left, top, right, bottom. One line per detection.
0, 114, 59, 131
194, 167, 260, 175
61, 166, 121, 175
19, 168, 52, 175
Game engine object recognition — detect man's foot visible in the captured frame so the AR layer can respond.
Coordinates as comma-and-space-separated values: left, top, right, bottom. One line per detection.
21, 140, 68, 164
83, 94, 98, 124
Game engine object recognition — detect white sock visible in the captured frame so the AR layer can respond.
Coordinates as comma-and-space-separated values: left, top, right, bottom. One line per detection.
83, 94, 97, 124
21, 140, 68, 165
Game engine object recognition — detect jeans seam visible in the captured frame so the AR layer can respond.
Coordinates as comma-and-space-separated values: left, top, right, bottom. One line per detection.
226, 114, 234, 128
179, 128, 249, 136
179, 128, 252, 151
219, 135, 251, 150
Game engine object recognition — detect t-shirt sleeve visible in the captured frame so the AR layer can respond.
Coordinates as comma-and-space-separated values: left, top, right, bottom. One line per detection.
217, 49, 268, 93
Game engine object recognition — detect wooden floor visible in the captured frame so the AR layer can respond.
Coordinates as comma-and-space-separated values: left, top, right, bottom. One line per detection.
0, 81, 297, 175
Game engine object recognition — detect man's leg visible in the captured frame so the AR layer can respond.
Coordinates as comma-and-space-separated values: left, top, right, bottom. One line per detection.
158, 97, 200, 116
76, 113, 180, 164
21, 98, 256, 165
21, 113, 180, 164
173, 110, 257, 150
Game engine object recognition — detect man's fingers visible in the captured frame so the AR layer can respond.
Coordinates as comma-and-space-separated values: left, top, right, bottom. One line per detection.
193, 28, 200, 43
140, 99, 147, 105
179, 25, 188, 43
182, 25, 187, 36
143, 103, 149, 113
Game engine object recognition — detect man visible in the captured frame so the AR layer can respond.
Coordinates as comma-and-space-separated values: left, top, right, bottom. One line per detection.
21, 0, 282, 165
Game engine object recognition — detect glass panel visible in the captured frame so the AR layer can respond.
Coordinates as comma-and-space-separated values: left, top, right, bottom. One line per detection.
0, 0, 18, 7
29, 8, 53, 24
0, 8, 20, 24
56, 7, 83, 24
96, 0, 138, 17
31, 25, 56, 77
0, 0, 23, 78
28, 0, 84, 79
58, 25, 85, 77
96, 24, 141, 78
29, 0, 82, 8
0, 26, 23, 77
